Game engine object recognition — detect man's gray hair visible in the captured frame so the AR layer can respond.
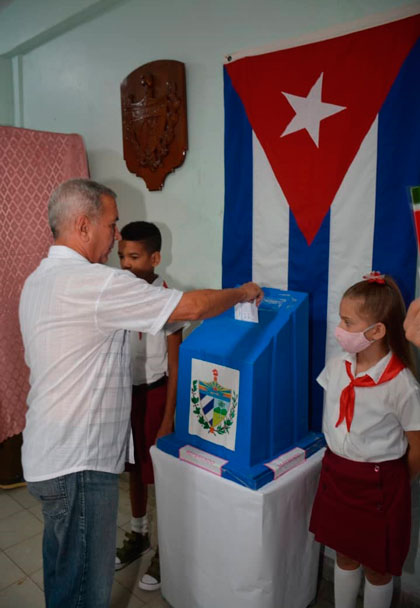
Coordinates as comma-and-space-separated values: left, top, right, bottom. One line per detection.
48, 178, 117, 239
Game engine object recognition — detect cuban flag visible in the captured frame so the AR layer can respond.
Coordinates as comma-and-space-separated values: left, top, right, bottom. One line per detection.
222, 9, 420, 430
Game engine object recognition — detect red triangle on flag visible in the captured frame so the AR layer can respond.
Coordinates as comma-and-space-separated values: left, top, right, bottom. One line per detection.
226, 14, 420, 245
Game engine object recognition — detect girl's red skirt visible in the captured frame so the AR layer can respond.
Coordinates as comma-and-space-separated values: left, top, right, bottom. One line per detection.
309, 448, 411, 575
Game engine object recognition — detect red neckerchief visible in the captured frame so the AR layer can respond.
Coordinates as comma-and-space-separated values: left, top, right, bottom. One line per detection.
335, 353, 405, 432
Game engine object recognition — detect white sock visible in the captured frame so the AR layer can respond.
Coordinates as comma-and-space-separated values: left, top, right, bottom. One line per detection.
363, 577, 393, 608
334, 562, 362, 608
131, 515, 148, 535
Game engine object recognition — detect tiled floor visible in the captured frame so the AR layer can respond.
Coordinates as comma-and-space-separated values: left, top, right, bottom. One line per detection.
0, 475, 169, 608
0, 475, 337, 608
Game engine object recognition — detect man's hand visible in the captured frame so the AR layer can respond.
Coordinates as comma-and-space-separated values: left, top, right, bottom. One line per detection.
239, 282, 264, 306
404, 299, 420, 347
169, 282, 264, 322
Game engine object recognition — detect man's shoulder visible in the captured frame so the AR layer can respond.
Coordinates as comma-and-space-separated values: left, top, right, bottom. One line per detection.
74, 263, 139, 283
92, 263, 126, 278
23, 259, 133, 292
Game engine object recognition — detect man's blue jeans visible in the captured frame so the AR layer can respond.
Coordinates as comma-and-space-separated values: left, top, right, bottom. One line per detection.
27, 470, 119, 608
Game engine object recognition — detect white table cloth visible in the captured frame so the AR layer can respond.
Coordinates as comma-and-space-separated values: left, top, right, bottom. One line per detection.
151, 445, 324, 608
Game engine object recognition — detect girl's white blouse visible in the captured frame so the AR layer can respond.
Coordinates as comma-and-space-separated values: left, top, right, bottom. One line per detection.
318, 351, 420, 462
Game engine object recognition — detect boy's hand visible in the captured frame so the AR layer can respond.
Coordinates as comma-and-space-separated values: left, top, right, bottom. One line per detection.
155, 419, 174, 442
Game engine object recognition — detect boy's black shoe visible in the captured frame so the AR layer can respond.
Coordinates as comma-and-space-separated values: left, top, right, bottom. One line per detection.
115, 531, 151, 570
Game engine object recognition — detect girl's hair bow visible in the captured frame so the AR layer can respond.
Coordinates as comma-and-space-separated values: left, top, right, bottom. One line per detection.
362, 271, 385, 284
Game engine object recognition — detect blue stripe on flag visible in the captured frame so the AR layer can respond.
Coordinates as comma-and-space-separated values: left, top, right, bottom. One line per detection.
373, 40, 420, 306
288, 210, 330, 431
222, 67, 253, 288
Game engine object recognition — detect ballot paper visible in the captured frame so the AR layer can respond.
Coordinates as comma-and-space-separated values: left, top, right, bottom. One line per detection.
234, 300, 259, 323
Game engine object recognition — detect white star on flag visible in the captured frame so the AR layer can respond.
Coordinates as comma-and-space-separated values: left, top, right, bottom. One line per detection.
281, 73, 346, 147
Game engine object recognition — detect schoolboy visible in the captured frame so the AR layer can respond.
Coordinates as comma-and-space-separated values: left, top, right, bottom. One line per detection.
115, 221, 183, 591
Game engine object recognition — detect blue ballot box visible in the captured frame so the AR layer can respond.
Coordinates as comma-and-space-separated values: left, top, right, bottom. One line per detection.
158, 287, 324, 489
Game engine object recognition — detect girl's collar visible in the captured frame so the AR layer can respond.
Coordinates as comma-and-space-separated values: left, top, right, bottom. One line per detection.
344, 350, 392, 381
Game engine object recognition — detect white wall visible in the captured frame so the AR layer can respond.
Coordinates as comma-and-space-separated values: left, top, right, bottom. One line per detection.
1, 0, 419, 599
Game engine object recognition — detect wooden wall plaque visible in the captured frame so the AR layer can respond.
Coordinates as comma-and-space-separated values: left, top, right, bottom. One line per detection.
121, 60, 188, 191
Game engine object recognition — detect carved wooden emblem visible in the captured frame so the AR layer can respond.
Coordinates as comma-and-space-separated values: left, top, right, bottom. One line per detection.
121, 60, 188, 191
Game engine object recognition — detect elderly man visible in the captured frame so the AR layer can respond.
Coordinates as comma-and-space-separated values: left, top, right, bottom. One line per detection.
19, 178, 262, 608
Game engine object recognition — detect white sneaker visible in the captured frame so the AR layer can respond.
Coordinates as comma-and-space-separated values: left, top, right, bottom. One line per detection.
139, 550, 161, 591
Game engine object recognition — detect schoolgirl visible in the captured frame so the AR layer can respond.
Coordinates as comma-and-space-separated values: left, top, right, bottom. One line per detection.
310, 272, 420, 608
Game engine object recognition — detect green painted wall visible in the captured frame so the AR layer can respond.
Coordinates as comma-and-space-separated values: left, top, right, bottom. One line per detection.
0, 57, 13, 125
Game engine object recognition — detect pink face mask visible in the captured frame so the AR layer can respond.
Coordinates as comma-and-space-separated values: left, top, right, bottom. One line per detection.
334, 324, 377, 354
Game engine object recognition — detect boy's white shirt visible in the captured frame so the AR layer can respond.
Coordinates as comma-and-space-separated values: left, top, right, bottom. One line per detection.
130, 275, 185, 385
127, 275, 185, 463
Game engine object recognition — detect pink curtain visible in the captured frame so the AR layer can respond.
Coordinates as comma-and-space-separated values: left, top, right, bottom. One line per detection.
0, 126, 89, 443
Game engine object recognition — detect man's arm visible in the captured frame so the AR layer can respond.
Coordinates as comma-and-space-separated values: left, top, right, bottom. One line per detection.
155, 328, 183, 441
168, 282, 263, 322
404, 298, 420, 347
